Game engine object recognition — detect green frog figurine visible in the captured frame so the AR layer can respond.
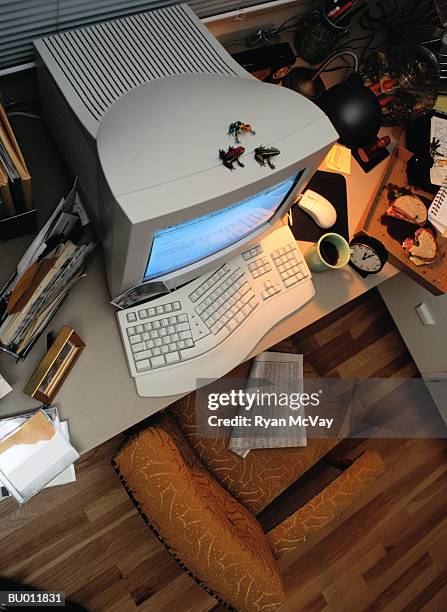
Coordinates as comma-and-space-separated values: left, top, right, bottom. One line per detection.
254, 146, 280, 170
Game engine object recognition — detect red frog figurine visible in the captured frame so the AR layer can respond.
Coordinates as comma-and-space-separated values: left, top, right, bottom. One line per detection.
219, 146, 245, 171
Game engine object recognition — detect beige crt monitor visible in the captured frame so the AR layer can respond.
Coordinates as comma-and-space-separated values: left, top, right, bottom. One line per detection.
34, 3, 337, 299
98, 73, 337, 298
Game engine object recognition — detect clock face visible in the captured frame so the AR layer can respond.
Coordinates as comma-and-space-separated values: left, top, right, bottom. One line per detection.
350, 243, 383, 273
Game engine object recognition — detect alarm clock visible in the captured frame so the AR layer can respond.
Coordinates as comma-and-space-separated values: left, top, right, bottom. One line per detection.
349, 235, 388, 277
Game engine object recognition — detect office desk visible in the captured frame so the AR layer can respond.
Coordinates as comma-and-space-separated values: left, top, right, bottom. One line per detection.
0, 121, 399, 454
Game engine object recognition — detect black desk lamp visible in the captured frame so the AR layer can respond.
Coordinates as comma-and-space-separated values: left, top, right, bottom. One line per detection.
285, 51, 382, 148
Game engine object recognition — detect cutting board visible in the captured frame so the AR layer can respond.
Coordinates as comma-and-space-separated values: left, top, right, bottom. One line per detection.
356, 147, 447, 295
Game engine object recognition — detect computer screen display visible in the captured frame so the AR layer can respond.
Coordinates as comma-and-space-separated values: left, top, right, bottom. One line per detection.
144, 171, 303, 281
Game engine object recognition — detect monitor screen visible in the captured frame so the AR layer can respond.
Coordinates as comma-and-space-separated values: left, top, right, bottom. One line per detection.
144, 171, 303, 281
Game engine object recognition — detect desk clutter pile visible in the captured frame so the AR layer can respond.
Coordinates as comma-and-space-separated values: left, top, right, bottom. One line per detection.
0, 182, 96, 359
0, 401, 78, 504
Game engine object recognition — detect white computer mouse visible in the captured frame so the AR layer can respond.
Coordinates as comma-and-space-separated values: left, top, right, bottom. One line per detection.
297, 189, 337, 229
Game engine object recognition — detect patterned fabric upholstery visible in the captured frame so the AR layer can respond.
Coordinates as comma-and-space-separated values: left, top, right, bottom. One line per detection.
114, 413, 286, 612
170, 361, 340, 515
266, 450, 385, 559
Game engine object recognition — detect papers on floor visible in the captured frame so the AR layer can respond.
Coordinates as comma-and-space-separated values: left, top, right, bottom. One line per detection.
0, 373, 12, 400
428, 186, 447, 237
430, 115, 447, 187
0, 407, 78, 503
228, 352, 306, 457
0, 180, 96, 358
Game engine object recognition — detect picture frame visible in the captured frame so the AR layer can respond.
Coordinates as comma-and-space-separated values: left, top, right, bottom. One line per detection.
23, 326, 86, 404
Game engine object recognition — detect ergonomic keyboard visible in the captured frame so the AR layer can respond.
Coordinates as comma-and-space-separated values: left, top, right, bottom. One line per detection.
117, 225, 315, 397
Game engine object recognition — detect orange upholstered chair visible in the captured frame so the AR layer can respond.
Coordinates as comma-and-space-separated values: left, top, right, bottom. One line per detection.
113, 363, 385, 611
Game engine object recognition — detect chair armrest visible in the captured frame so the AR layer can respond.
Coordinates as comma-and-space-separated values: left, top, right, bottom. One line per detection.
266, 450, 385, 559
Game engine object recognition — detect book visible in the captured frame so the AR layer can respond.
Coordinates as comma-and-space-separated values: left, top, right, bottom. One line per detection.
428, 187, 447, 236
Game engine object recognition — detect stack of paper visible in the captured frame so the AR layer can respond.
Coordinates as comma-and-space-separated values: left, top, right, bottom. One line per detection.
228, 352, 307, 457
0, 373, 12, 400
428, 186, 447, 236
0, 102, 32, 219
0, 408, 79, 503
0, 181, 96, 358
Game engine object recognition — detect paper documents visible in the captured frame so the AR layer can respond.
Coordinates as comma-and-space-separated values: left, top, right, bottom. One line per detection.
228, 352, 306, 457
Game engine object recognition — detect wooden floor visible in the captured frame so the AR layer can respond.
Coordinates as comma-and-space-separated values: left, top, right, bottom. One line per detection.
0, 289, 446, 611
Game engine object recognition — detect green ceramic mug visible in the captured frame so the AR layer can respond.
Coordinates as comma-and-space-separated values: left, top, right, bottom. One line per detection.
305, 232, 351, 273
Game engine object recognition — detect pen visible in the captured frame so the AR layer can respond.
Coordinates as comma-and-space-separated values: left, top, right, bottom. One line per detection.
333, 1, 354, 21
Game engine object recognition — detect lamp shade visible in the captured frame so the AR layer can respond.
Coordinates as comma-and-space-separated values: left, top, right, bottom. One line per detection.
319, 73, 382, 148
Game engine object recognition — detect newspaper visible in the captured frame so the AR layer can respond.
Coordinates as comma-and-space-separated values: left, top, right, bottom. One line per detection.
228, 352, 306, 457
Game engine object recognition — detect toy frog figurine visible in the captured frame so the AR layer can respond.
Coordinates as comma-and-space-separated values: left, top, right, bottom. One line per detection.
254, 146, 280, 170
219, 146, 245, 170
228, 121, 256, 144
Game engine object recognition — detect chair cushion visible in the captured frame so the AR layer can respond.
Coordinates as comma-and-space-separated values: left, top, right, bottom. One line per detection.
113, 413, 286, 612
170, 362, 339, 514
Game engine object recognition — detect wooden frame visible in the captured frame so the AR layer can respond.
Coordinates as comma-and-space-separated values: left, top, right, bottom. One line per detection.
24, 326, 85, 404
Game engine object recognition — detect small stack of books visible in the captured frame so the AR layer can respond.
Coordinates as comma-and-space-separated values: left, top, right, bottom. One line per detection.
0, 102, 32, 219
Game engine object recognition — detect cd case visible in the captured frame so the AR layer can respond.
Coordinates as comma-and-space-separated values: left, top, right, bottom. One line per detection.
0, 408, 79, 503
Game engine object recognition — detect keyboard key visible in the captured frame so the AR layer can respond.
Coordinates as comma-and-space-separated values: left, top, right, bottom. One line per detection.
165, 351, 180, 365
138, 310, 147, 319
184, 338, 194, 348
135, 325, 143, 334
155, 306, 164, 315
151, 355, 165, 368
235, 311, 244, 323
126, 313, 137, 323
164, 303, 172, 312
178, 314, 188, 323
136, 359, 151, 372
153, 347, 162, 356
226, 319, 238, 332
131, 342, 145, 353
147, 307, 156, 317
127, 326, 135, 336
129, 335, 142, 344
284, 276, 298, 287
135, 350, 153, 361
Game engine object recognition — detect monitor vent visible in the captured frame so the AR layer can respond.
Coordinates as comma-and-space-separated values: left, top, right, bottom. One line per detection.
40, 4, 242, 124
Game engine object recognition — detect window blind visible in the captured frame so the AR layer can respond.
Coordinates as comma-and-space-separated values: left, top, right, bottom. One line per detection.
0, 0, 271, 71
